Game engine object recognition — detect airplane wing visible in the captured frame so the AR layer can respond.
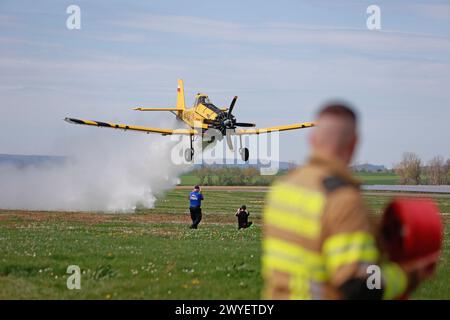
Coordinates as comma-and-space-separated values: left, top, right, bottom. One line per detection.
234, 122, 315, 135
133, 107, 183, 111
64, 117, 198, 135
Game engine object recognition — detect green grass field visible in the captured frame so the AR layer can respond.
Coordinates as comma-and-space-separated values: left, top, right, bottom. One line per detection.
0, 189, 448, 299
179, 172, 401, 186
353, 172, 399, 185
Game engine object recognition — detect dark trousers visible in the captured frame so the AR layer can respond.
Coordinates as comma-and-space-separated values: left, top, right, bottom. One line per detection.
189, 206, 202, 229
237, 216, 252, 229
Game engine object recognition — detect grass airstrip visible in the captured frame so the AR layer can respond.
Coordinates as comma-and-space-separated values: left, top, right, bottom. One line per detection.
0, 188, 448, 299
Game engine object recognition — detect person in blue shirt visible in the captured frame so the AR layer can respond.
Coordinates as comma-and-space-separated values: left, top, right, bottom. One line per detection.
189, 185, 204, 229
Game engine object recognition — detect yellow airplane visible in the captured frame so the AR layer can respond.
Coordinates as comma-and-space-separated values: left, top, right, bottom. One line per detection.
65, 79, 314, 162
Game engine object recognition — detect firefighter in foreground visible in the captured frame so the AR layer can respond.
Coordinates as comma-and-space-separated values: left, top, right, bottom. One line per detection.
262, 103, 431, 299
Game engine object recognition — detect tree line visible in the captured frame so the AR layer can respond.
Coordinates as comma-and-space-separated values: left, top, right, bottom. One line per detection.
395, 152, 450, 185
190, 153, 450, 186
193, 166, 282, 186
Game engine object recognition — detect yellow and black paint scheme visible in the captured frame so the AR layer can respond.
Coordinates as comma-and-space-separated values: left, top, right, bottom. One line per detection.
65, 79, 314, 161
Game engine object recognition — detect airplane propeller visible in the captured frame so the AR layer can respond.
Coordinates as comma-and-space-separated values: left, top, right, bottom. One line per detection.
223, 96, 255, 150
226, 135, 234, 151
204, 96, 255, 150
225, 96, 255, 128
234, 122, 255, 127
228, 96, 238, 115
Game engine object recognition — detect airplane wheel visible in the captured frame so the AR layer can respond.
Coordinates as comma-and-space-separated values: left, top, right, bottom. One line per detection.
185, 148, 194, 162
240, 147, 249, 162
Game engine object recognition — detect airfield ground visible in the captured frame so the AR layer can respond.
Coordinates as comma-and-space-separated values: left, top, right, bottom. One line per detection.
179, 172, 402, 186
0, 188, 448, 299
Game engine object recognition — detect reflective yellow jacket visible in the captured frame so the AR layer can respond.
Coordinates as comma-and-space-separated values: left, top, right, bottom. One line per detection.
262, 152, 407, 299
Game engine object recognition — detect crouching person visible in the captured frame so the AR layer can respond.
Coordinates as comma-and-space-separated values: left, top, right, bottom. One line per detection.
236, 205, 253, 230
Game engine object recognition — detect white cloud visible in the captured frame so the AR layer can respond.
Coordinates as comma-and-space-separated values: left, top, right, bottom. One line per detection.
0, 14, 18, 27
114, 14, 450, 55
0, 36, 63, 48
414, 4, 450, 21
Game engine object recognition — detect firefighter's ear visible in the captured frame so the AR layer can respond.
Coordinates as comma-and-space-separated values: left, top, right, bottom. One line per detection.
348, 134, 358, 159
340, 132, 358, 165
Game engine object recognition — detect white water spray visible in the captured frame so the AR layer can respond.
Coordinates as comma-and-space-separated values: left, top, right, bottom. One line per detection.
0, 126, 191, 212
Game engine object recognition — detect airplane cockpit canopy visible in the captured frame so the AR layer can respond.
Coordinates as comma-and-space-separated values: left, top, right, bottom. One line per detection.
200, 96, 211, 104
197, 95, 222, 114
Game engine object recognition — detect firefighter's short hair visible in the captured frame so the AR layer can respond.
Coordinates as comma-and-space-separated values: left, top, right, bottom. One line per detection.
317, 102, 357, 124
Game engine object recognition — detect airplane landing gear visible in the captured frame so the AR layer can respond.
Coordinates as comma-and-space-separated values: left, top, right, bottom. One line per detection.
239, 147, 249, 162
185, 134, 195, 162
185, 148, 194, 162
238, 135, 249, 162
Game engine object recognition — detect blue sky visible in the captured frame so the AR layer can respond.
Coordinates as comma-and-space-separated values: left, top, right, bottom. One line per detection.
1, 0, 449, 166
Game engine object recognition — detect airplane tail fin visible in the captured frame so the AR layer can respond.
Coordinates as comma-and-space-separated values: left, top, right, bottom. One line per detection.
176, 79, 185, 118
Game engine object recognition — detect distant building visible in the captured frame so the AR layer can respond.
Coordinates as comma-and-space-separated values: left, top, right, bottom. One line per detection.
350, 163, 387, 173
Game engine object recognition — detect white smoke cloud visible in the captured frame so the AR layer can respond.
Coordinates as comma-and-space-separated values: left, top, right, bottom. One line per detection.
0, 122, 192, 212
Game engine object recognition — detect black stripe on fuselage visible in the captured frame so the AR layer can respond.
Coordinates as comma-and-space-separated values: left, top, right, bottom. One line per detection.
95, 121, 112, 127
68, 118, 85, 125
